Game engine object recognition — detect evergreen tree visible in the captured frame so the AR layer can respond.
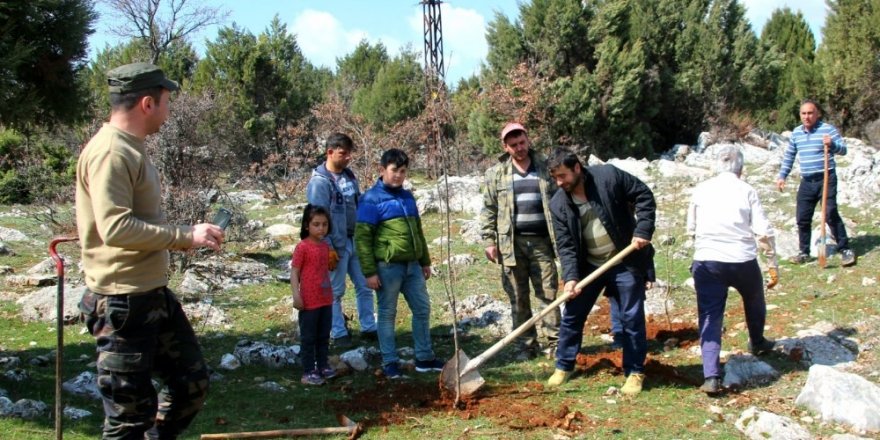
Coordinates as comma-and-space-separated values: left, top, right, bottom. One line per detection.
0, 0, 97, 128
351, 48, 424, 132
334, 40, 389, 104
816, 0, 880, 135
760, 8, 818, 131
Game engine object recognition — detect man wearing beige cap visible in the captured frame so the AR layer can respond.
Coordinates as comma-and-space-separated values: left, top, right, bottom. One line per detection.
480, 122, 560, 360
76, 62, 223, 439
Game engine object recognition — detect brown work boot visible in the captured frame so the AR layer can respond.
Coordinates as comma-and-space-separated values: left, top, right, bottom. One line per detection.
621, 373, 645, 396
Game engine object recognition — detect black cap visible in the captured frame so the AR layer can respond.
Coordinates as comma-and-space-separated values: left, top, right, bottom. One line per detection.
107, 62, 179, 94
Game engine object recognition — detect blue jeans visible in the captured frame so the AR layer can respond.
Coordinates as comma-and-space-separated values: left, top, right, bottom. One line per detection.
692, 259, 766, 379
330, 238, 376, 338
556, 264, 647, 375
375, 261, 435, 365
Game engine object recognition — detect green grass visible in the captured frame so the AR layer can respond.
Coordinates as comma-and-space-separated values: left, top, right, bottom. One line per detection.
1, 173, 879, 439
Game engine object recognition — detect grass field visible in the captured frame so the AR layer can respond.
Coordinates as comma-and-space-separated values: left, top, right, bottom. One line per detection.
1, 166, 878, 439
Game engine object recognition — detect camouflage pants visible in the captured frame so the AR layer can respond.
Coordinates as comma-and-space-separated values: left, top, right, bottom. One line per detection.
500, 235, 560, 352
79, 287, 209, 440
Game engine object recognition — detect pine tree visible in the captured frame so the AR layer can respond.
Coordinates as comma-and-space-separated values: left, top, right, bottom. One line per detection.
760, 8, 818, 131
816, 0, 880, 135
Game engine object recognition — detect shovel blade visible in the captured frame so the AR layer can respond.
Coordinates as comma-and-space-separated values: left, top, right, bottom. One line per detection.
440, 349, 485, 397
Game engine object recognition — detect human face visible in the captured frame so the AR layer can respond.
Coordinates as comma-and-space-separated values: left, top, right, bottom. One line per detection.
145, 89, 171, 135
800, 102, 821, 131
326, 147, 353, 172
551, 163, 582, 194
307, 214, 329, 241
379, 163, 407, 188
503, 132, 530, 162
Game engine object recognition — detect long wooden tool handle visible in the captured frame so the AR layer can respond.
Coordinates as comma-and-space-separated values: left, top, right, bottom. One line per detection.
200, 426, 354, 439
461, 243, 639, 375
818, 142, 829, 267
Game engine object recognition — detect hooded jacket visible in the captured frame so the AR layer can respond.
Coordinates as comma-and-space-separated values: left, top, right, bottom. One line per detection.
306, 164, 360, 250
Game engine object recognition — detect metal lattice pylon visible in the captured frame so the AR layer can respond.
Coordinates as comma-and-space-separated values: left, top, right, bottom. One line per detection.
422, 0, 444, 91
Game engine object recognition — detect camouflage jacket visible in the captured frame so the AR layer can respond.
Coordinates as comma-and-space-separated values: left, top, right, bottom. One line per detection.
480, 150, 557, 266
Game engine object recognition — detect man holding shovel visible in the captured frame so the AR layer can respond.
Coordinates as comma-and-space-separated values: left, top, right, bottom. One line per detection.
546, 147, 656, 395
76, 63, 222, 439
776, 100, 856, 267
480, 122, 560, 360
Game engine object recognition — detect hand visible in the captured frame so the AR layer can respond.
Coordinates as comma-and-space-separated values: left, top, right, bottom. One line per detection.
192, 223, 224, 251
765, 267, 779, 290
484, 245, 499, 263
563, 280, 581, 300
631, 237, 651, 250
823, 134, 831, 150
292, 292, 304, 311
366, 275, 381, 290
328, 249, 339, 271
776, 178, 785, 192
422, 266, 432, 280
645, 281, 654, 290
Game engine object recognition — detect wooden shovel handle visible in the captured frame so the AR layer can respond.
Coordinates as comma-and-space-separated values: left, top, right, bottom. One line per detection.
461, 243, 639, 375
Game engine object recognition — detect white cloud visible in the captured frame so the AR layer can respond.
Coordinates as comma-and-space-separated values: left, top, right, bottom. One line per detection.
408, 4, 488, 83
741, 0, 828, 42
290, 9, 406, 70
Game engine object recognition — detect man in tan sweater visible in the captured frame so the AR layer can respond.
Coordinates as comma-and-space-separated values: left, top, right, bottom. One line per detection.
76, 62, 224, 440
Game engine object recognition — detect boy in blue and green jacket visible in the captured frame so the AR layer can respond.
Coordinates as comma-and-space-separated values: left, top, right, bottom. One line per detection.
354, 149, 444, 379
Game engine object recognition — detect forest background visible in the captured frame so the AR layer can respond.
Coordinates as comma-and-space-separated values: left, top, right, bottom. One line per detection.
1, 0, 879, 226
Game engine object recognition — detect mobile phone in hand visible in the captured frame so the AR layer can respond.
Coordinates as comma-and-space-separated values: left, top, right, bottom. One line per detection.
212, 207, 232, 230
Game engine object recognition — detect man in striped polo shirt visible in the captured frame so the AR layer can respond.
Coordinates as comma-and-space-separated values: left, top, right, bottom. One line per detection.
480, 123, 560, 360
776, 100, 856, 267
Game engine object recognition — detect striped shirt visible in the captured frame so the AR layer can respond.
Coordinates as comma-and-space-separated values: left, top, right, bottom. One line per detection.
779, 121, 847, 180
573, 196, 616, 266
512, 164, 549, 236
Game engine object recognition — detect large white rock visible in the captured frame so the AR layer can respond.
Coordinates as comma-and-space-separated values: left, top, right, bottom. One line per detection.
413, 175, 483, 216
777, 332, 857, 367
795, 364, 880, 432
16, 285, 86, 323
734, 406, 812, 440
11, 399, 49, 419
265, 224, 296, 238
0, 226, 28, 242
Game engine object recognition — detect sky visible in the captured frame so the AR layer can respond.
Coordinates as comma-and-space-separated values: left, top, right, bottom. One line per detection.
89, 0, 829, 84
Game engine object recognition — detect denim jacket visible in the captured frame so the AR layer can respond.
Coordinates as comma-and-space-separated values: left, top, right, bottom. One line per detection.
306, 164, 360, 250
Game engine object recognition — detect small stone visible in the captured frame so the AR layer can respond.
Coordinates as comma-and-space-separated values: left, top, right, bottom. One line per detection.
219, 353, 241, 370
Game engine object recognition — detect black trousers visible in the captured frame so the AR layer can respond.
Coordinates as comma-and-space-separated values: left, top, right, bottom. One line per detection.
796, 171, 849, 255
299, 305, 332, 373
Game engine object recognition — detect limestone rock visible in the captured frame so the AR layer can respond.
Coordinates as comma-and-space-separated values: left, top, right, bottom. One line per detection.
734, 406, 812, 440
723, 354, 780, 390
265, 224, 297, 238
795, 364, 880, 432
16, 285, 86, 323
63, 371, 101, 400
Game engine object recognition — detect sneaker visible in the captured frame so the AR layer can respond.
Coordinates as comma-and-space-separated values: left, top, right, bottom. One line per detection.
748, 337, 776, 356
841, 249, 857, 267
414, 358, 445, 373
700, 376, 723, 396
610, 332, 624, 350
383, 362, 404, 379
621, 373, 645, 396
332, 335, 353, 349
547, 369, 572, 387
789, 253, 809, 264
301, 371, 325, 386
360, 330, 378, 342
320, 366, 337, 379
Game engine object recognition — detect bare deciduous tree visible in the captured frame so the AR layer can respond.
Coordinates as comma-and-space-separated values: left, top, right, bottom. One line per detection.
101, 0, 228, 63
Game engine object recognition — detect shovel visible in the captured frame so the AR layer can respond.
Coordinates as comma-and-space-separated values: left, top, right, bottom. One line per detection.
817, 140, 830, 268
49, 236, 78, 440
440, 243, 639, 397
